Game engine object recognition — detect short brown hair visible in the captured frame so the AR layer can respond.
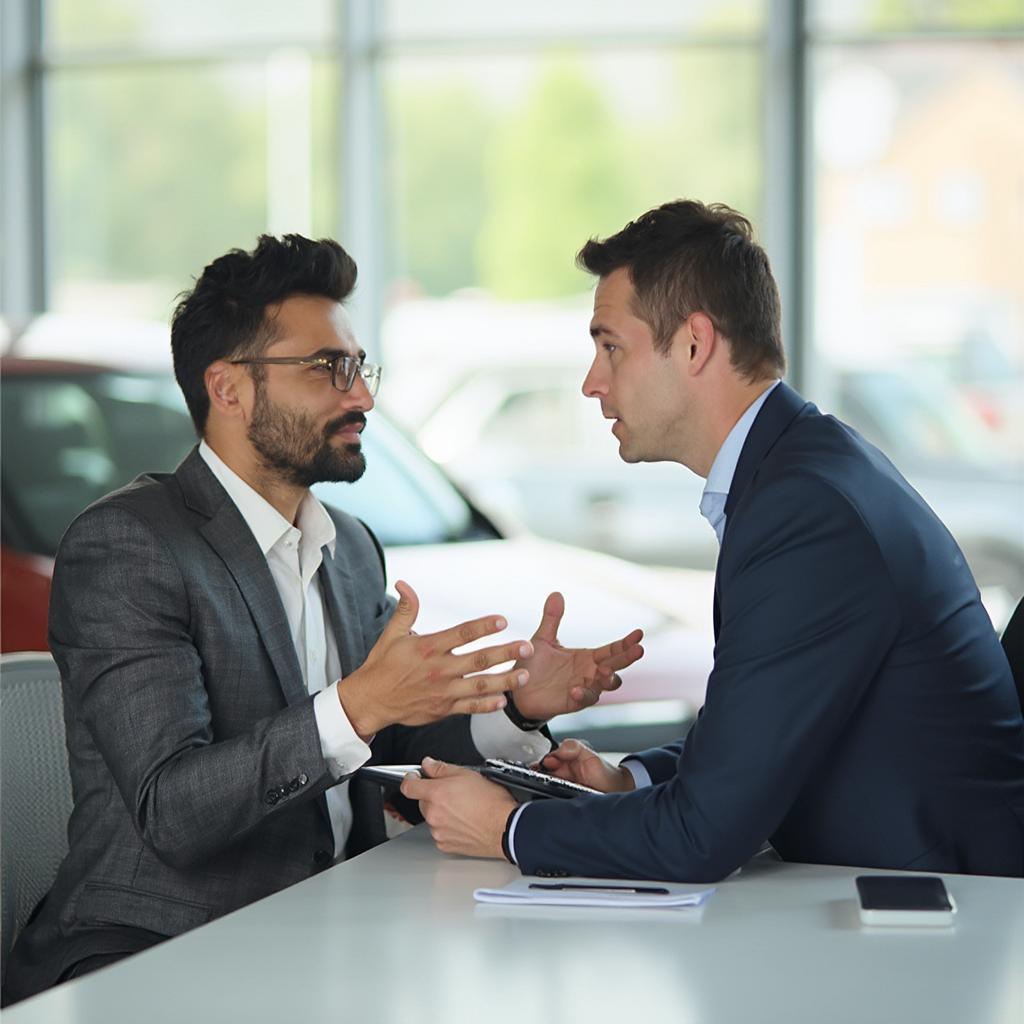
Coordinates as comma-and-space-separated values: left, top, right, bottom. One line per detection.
577, 200, 785, 381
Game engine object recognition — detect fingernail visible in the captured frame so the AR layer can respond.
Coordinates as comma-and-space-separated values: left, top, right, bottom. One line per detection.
496, 695, 508, 708
516, 671, 528, 687
495, 617, 507, 630
422, 756, 437, 767
518, 643, 531, 658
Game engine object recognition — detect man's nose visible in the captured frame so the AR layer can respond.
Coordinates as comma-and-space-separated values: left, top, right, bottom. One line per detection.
582, 359, 607, 398
341, 373, 374, 413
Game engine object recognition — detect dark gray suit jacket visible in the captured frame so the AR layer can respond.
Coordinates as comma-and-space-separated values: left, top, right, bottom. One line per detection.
4, 449, 480, 1002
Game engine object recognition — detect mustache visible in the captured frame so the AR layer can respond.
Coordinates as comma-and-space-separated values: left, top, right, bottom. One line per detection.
325, 412, 367, 436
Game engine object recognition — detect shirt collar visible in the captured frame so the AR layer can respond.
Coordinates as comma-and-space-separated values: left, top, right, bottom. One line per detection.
702, 380, 781, 500
198, 440, 336, 558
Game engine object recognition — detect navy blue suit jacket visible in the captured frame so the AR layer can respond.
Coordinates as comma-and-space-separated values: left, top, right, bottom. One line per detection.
515, 383, 1024, 881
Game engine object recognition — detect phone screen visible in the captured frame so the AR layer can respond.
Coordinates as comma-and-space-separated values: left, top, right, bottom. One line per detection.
855, 875, 952, 912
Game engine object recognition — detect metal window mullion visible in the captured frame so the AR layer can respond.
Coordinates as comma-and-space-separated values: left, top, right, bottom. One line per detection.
1, 0, 46, 321
763, 0, 810, 393
340, 0, 384, 362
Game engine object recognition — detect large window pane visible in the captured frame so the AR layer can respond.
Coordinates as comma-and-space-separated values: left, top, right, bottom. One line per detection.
809, 0, 1024, 35
384, 0, 764, 40
812, 41, 1024, 627
48, 58, 339, 319
46, 0, 335, 54
378, 46, 761, 573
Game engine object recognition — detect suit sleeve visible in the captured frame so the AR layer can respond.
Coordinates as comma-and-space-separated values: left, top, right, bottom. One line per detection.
49, 503, 334, 870
512, 476, 901, 881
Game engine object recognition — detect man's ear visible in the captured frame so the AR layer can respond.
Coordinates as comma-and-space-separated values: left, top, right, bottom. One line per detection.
205, 361, 247, 419
684, 312, 717, 376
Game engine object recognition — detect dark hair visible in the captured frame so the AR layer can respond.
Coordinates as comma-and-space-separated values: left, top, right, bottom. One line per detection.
171, 234, 358, 433
577, 200, 785, 381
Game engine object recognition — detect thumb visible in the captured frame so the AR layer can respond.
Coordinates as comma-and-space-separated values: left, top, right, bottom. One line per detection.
420, 756, 452, 778
533, 591, 565, 644
388, 580, 420, 634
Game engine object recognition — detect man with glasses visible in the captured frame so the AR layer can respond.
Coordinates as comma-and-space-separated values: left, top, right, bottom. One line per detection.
2, 234, 643, 1004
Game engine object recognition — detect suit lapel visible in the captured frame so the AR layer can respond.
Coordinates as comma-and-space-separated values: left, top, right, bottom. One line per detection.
176, 449, 308, 708
712, 382, 813, 639
318, 543, 366, 679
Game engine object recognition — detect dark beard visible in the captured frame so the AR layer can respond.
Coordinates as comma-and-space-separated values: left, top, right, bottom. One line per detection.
248, 386, 367, 488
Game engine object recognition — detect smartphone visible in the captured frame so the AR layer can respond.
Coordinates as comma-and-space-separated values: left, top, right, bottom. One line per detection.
855, 875, 956, 927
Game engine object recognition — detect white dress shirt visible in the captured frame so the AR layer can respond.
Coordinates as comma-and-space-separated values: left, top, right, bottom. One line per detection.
199, 442, 550, 859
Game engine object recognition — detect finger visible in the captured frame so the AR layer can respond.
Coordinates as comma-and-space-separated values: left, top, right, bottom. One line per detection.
590, 628, 644, 664
595, 642, 645, 675
387, 581, 420, 635
422, 757, 476, 780
427, 614, 510, 655
589, 668, 626, 694
400, 772, 428, 800
420, 756, 450, 778
451, 640, 533, 677
448, 690, 510, 716
542, 738, 588, 764
533, 591, 565, 645
569, 685, 599, 708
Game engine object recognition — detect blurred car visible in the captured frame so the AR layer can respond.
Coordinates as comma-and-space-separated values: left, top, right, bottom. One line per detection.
0, 352, 715, 751
413, 362, 1024, 630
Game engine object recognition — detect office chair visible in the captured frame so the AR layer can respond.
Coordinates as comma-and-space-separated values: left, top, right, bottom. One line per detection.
0, 653, 73, 973
1001, 596, 1024, 713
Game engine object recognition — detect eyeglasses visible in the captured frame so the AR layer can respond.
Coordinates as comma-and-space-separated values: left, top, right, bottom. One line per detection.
230, 354, 382, 397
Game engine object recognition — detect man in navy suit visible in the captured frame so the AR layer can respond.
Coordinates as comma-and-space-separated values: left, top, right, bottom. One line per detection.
404, 199, 1024, 880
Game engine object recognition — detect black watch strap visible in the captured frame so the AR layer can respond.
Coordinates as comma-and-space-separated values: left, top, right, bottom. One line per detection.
503, 691, 548, 732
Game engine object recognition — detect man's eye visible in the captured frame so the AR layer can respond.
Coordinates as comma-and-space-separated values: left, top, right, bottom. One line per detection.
602, 343, 618, 354
309, 362, 332, 374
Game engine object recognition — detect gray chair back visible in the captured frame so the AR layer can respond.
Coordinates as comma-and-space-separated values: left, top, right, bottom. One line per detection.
0, 652, 73, 970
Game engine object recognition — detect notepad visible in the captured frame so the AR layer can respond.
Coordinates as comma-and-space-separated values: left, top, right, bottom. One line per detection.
474, 875, 716, 908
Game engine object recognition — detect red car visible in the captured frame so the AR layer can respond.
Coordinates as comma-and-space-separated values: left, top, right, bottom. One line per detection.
1, 357, 199, 651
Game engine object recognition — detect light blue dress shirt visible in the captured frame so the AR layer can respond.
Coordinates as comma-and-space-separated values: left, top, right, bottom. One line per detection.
698, 380, 780, 546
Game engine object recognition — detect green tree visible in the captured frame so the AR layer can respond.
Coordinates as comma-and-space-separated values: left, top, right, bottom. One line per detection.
387, 83, 494, 296
477, 61, 634, 300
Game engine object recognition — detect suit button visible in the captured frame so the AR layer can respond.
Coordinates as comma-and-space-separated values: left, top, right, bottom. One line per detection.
289, 779, 300, 792
298, 773, 308, 786
265, 790, 279, 806
278, 786, 288, 797
313, 849, 331, 866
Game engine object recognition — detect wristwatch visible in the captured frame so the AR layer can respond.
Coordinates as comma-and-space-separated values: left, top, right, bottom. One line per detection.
502, 691, 548, 732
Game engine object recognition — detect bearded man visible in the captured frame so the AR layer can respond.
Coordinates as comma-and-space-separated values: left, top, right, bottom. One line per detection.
2, 235, 643, 1004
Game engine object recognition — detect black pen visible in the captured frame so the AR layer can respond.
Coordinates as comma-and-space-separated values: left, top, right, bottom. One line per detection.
528, 883, 671, 894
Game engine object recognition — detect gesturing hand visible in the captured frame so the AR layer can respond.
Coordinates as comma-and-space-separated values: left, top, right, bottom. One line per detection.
339, 581, 533, 738
511, 592, 644, 722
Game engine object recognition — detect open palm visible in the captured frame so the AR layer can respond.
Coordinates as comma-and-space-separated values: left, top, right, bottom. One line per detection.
512, 592, 644, 721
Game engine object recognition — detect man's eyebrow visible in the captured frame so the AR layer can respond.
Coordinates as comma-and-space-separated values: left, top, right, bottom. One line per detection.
590, 323, 617, 340
308, 346, 366, 361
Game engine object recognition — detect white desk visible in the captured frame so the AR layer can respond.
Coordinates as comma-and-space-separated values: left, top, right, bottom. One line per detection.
6, 827, 1023, 1024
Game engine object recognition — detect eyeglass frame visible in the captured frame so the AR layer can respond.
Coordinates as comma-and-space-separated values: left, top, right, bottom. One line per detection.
229, 353, 382, 397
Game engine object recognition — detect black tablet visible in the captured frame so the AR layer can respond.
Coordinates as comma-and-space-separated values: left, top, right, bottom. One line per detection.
356, 761, 599, 800
479, 759, 600, 800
